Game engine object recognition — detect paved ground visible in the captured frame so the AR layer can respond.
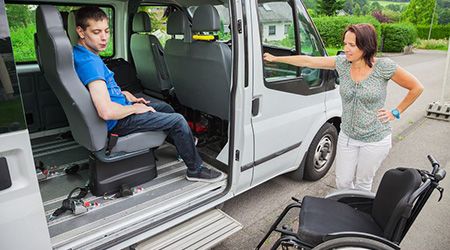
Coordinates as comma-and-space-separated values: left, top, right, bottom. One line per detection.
214, 49, 450, 250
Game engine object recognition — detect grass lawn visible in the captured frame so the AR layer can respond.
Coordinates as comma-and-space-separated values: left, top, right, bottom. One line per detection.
371, 0, 409, 7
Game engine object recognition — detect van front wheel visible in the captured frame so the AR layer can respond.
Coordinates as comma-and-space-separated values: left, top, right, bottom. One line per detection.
303, 123, 338, 181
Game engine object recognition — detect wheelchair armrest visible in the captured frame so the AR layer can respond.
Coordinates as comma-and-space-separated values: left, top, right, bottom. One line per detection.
325, 189, 376, 200
324, 232, 400, 250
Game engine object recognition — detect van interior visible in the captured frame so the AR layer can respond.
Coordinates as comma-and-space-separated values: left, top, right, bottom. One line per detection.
8, 0, 234, 246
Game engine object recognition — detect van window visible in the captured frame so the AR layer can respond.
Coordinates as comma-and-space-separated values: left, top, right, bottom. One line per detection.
257, 0, 298, 81
187, 4, 231, 42
297, 3, 323, 56
0, 7, 26, 133
137, 5, 171, 47
258, 0, 327, 94
5, 4, 114, 63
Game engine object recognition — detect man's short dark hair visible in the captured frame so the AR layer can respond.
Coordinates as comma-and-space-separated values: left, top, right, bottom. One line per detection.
75, 6, 108, 30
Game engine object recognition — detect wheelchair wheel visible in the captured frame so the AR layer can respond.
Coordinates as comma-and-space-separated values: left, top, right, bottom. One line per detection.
312, 237, 398, 250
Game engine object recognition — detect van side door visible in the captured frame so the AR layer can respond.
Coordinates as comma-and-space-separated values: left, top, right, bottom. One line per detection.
249, 0, 330, 185
0, 1, 51, 249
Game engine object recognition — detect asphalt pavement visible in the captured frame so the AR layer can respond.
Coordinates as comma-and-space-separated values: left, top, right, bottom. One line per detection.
214, 49, 450, 250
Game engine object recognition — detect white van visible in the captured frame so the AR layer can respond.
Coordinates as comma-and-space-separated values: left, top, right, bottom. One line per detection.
0, 0, 342, 249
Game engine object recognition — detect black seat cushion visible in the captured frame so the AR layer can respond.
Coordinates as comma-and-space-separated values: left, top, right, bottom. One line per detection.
298, 196, 383, 246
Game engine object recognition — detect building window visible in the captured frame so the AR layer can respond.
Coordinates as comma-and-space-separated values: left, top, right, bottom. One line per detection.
284, 24, 290, 34
268, 25, 276, 36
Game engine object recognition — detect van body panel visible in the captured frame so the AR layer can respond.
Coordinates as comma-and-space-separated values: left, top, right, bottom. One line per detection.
0, 131, 52, 250
248, 0, 328, 186
0, 1, 51, 247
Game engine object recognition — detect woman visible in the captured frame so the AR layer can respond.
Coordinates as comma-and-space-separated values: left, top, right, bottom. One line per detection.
264, 24, 423, 192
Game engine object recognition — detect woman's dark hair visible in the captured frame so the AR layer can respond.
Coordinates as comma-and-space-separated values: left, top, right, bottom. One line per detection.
75, 6, 108, 30
343, 24, 377, 68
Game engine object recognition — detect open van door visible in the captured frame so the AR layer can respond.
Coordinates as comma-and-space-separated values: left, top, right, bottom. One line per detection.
0, 1, 51, 249
249, 0, 331, 185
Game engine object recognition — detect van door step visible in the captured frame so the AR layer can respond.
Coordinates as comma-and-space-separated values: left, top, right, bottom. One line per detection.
132, 209, 242, 250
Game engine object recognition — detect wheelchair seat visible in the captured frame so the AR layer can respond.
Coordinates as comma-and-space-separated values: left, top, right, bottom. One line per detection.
298, 168, 422, 246
298, 196, 383, 246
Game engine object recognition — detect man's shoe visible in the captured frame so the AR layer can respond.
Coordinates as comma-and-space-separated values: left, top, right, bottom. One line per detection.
186, 167, 225, 183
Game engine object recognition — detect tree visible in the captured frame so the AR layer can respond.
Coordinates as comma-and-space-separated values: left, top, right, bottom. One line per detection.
302, 0, 317, 10
369, 1, 383, 12
316, 0, 345, 16
5, 5, 34, 28
353, 3, 362, 16
344, 0, 354, 14
437, 0, 450, 24
402, 0, 438, 25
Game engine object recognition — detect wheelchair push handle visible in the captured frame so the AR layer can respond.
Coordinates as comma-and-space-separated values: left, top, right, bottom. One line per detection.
427, 155, 446, 181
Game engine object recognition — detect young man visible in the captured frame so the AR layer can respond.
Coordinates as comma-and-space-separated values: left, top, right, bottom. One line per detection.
73, 6, 223, 182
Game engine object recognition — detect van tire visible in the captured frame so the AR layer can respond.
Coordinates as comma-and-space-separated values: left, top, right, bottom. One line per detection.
303, 123, 337, 181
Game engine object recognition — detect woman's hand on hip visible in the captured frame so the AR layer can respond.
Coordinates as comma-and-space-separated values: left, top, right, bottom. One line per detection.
377, 109, 394, 123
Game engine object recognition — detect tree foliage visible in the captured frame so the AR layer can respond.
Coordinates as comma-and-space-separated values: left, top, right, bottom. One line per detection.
5, 5, 34, 28
402, 0, 438, 25
316, 0, 345, 16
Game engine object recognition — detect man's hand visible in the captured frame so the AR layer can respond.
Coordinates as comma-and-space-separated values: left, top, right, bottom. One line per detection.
133, 103, 155, 114
122, 91, 150, 104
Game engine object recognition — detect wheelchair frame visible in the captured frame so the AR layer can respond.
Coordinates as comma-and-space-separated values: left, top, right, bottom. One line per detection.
256, 155, 446, 250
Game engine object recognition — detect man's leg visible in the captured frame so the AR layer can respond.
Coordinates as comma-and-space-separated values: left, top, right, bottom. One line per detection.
335, 132, 359, 190
150, 102, 175, 113
112, 112, 201, 172
111, 112, 224, 182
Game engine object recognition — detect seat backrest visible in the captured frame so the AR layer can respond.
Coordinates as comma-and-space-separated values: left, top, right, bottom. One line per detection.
35, 5, 107, 151
372, 168, 422, 241
182, 5, 231, 120
164, 10, 191, 99
66, 10, 78, 46
130, 12, 171, 99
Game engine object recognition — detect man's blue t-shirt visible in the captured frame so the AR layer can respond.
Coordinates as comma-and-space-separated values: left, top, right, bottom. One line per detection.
73, 45, 131, 131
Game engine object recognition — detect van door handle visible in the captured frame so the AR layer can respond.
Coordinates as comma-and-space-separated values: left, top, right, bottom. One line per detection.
0, 157, 12, 191
252, 98, 260, 116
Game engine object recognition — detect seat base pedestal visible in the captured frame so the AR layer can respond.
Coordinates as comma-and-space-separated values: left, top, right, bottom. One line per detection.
89, 151, 157, 196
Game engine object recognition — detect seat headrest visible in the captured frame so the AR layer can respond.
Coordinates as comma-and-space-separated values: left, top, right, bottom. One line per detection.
167, 11, 190, 35
192, 5, 220, 33
167, 11, 192, 43
67, 10, 78, 46
132, 12, 152, 33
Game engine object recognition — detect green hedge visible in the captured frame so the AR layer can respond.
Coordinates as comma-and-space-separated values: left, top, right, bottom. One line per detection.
381, 23, 417, 52
312, 16, 381, 48
416, 24, 450, 40
10, 25, 36, 62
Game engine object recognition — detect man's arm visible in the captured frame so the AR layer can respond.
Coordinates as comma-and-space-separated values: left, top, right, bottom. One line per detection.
88, 80, 154, 120
121, 90, 149, 104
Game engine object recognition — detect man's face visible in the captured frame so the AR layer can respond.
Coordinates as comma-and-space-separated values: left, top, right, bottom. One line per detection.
76, 18, 110, 54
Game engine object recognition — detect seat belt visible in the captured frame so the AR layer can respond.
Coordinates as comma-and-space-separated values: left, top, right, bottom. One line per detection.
105, 133, 119, 156
50, 186, 89, 220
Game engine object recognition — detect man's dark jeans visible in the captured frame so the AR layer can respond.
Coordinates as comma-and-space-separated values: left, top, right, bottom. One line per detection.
110, 102, 202, 172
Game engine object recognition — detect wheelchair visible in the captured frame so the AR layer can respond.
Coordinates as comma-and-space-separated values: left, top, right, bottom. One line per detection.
256, 155, 446, 250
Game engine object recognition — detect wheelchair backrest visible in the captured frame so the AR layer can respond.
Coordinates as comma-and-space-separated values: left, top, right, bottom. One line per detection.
372, 168, 422, 241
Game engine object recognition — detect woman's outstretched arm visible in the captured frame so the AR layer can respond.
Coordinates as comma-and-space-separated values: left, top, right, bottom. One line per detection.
263, 53, 337, 70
